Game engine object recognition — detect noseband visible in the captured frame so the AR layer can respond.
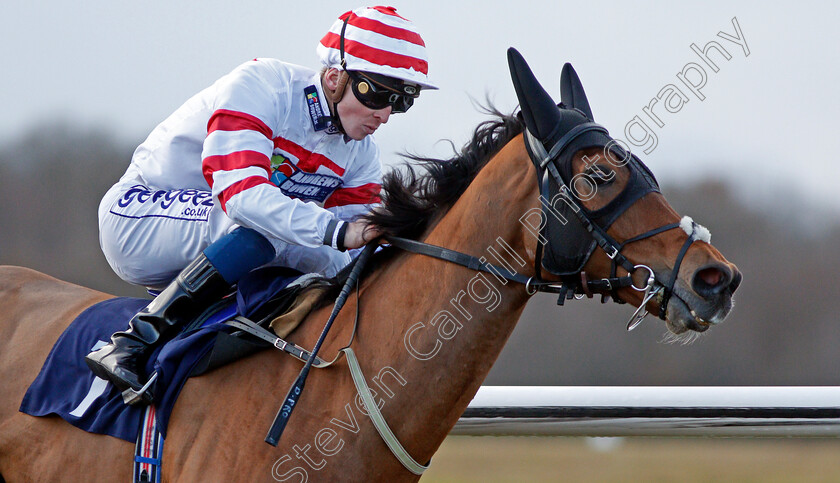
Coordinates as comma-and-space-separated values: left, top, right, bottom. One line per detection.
387, 112, 704, 329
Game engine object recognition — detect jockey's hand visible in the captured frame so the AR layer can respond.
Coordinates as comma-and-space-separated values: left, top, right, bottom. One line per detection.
343, 220, 383, 250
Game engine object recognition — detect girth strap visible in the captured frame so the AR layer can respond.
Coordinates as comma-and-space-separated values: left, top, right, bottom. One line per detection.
342, 347, 430, 475
133, 405, 164, 483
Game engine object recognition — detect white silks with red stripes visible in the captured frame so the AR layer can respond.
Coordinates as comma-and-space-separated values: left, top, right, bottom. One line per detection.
99, 59, 381, 286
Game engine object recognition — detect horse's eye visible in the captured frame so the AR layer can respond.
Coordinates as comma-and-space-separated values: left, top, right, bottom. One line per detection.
585, 165, 615, 186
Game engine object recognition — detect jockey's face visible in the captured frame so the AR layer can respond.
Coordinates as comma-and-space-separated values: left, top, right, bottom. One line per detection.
323, 68, 392, 141
337, 83, 392, 141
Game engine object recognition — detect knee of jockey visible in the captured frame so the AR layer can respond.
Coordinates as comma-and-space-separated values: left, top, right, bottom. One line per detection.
203, 227, 276, 284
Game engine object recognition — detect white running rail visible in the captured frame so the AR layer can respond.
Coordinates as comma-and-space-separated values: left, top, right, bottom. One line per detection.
454, 386, 840, 437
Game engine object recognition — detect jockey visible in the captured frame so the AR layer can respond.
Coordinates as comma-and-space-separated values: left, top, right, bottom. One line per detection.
86, 6, 437, 404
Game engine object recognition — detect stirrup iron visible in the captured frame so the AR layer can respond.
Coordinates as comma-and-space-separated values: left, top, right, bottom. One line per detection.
121, 372, 158, 405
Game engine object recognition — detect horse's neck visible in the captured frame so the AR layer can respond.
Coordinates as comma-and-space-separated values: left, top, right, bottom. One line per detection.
164, 143, 539, 479
355, 141, 537, 461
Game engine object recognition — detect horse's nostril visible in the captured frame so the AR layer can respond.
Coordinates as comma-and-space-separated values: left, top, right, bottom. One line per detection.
698, 268, 723, 287
692, 265, 731, 297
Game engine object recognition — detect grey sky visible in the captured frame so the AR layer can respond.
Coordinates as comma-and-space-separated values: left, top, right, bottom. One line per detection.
3, 1, 838, 211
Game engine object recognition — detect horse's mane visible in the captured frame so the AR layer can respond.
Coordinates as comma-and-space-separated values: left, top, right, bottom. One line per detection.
363, 106, 524, 240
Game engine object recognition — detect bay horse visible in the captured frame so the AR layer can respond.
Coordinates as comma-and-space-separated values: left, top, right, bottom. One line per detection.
0, 50, 740, 482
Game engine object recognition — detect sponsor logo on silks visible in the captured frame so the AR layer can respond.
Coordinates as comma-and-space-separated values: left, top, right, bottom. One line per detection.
304, 85, 330, 132
111, 185, 214, 221
270, 155, 342, 203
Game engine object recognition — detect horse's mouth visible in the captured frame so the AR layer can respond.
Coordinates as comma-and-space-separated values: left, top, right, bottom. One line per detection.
662, 288, 730, 335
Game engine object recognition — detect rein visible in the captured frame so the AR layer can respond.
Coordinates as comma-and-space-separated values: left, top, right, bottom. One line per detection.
386, 236, 641, 298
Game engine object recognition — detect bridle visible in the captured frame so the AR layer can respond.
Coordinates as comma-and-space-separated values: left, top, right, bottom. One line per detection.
520, 116, 703, 329
388, 112, 705, 330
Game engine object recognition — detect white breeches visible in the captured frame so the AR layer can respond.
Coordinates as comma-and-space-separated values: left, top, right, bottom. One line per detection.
98, 166, 351, 288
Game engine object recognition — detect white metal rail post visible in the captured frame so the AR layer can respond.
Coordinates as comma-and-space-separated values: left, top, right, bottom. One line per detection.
454, 386, 840, 437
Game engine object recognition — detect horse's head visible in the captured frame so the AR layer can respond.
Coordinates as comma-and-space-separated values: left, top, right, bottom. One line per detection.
508, 48, 741, 337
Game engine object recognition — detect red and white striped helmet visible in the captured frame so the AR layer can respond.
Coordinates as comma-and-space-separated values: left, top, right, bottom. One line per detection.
317, 6, 437, 90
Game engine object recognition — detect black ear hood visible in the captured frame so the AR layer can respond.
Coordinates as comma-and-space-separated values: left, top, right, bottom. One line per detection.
507, 48, 561, 141
508, 47, 597, 275
507, 47, 661, 276
507, 47, 583, 150
508, 48, 609, 182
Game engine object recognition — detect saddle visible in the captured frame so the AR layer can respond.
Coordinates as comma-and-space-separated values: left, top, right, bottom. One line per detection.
190, 272, 333, 376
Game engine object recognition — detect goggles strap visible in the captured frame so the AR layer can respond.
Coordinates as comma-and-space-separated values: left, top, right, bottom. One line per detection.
318, 69, 348, 135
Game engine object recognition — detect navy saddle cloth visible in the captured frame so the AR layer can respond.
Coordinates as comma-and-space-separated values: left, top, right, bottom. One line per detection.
19, 267, 309, 442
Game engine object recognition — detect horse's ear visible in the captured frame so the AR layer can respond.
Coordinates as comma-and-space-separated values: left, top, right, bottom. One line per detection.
507, 47, 562, 143
560, 63, 594, 120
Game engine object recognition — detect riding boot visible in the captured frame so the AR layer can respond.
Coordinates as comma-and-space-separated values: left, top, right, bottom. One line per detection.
85, 253, 232, 403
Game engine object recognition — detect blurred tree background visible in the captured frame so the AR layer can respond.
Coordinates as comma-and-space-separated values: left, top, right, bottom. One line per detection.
1, 121, 838, 385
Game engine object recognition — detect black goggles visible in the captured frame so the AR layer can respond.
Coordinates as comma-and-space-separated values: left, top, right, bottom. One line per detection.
346, 71, 419, 114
